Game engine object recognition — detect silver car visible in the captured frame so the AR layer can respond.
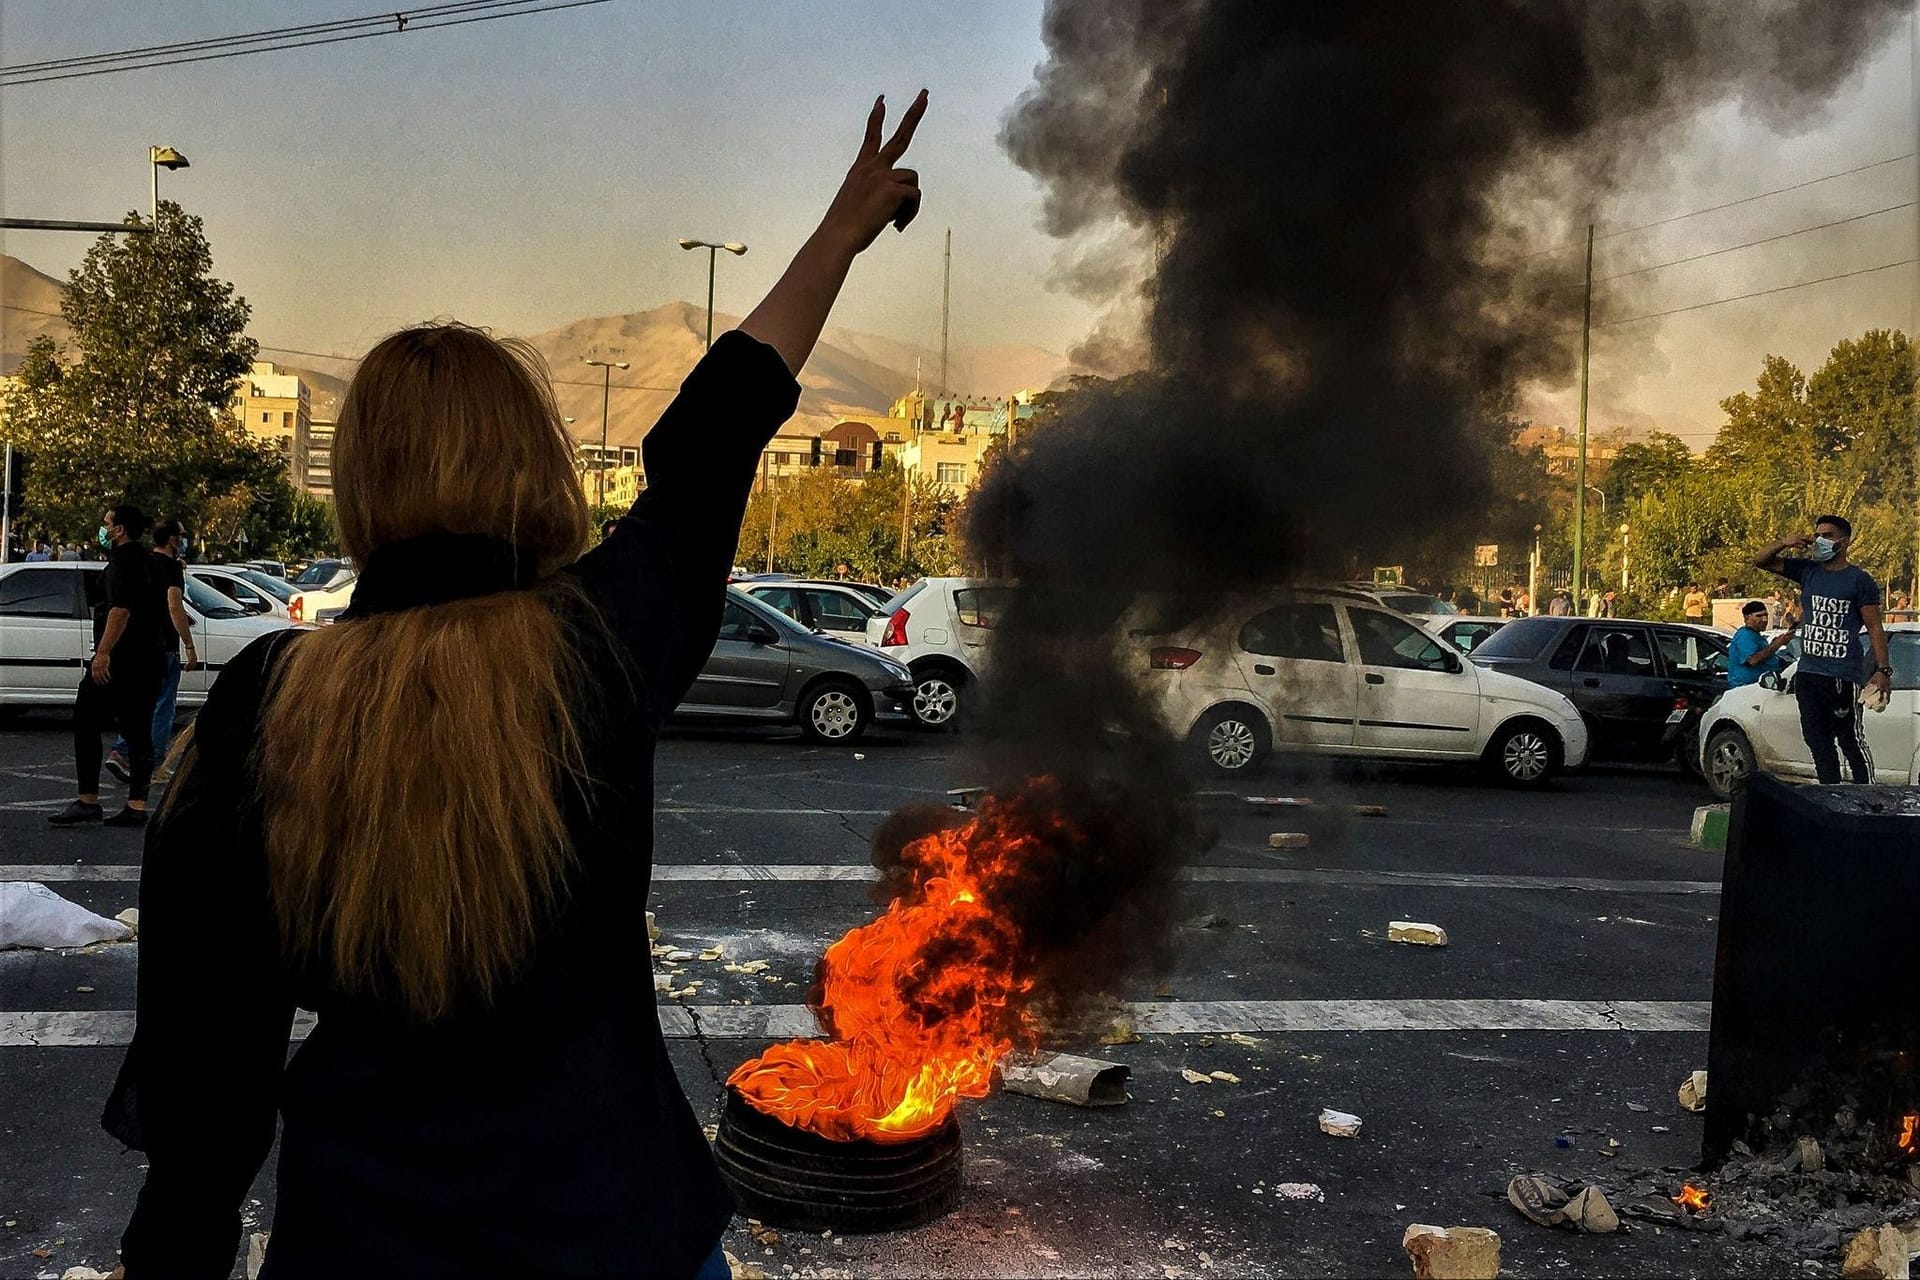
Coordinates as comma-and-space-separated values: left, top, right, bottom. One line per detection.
672, 587, 917, 744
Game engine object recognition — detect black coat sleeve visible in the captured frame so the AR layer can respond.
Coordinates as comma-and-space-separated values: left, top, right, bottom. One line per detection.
570, 331, 802, 719
102, 635, 299, 1279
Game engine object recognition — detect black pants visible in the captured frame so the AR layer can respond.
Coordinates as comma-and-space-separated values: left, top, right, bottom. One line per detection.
74, 658, 164, 804
1794, 672, 1873, 785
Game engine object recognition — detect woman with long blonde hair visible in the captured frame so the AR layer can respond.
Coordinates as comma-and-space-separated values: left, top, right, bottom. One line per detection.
102, 93, 927, 1280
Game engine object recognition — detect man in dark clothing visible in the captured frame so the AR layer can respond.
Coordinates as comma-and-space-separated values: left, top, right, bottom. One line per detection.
1754, 514, 1891, 784
107, 521, 199, 782
49, 503, 167, 827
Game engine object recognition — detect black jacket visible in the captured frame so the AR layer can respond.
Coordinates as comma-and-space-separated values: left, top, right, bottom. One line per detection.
103, 331, 801, 1279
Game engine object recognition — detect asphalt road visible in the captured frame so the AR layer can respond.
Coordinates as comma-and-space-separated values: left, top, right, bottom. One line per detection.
0, 709, 1791, 1279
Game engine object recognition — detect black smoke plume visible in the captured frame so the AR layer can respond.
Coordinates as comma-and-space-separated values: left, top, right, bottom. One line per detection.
941, 0, 1903, 1001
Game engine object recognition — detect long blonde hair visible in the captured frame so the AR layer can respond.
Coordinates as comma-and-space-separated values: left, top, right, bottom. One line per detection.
260, 322, 593, 1018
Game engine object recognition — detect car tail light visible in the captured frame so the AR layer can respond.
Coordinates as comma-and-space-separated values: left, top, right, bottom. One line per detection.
289, 595, 303, 621
881, 608, 910, 647
1150, 646, 1203, 670
1673, 697, 1690, 710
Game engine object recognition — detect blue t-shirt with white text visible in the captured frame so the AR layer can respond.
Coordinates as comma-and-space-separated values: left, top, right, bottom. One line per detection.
1777, 559, 1880, 680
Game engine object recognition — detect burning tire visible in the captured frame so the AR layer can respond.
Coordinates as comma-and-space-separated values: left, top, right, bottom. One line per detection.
711, 1088, 964, 1234
1704, 725, 1754, 802
800, 679, 870, 744
1486, 718, 1558, 787
1194, 704, 1270, 776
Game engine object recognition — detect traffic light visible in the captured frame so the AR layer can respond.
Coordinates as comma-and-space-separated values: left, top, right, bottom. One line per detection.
809, 438, 823, 468
2, 445, 26, 508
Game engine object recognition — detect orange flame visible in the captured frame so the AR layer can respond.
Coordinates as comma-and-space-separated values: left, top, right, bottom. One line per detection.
728, 783, 1081, 1143
1672, 1184, 1710, 1213
1899, 1113, 1917, 1153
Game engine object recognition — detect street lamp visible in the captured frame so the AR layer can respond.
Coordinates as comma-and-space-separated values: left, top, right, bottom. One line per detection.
678, 237, 748, 351
580, 360, 628, 510
149, 145, 189, 227
1619, 520, 1631, 595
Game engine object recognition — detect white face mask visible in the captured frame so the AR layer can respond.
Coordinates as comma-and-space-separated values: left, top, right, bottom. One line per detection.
1810, 535, 1837, 563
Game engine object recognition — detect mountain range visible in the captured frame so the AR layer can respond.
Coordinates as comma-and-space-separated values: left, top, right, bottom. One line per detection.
1, 254, 1074, 448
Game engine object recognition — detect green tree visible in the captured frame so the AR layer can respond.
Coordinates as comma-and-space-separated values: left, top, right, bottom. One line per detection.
1, 201, 283, 541
735, 457, 960, 581
1603, 431, 1694, 507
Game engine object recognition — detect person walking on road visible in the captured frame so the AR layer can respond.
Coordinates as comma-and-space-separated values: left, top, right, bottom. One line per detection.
103, 90, 928, 1280
1754, 514, 1891, 784
106, 521, 198, 784
48, 504, 167, 828
1726, 600, 1795, 689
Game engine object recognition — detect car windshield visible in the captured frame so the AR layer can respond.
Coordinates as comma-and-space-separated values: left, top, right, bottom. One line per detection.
879, 580, 927, 614
182, 575, 249, 619
1470, 617, 1561, 660
1380, 593, 1457, 615
293, 560, 342, 585
235, 569, 297, 602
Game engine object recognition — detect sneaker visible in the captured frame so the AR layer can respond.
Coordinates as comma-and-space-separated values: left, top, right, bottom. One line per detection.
104, 807, 149, 829
105, 752, 131, 784
47, 800, 104, 826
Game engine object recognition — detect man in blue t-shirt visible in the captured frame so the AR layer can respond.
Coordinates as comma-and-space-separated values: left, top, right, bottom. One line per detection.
1754, 514, 1891, 784
1726, 600, 1794, 689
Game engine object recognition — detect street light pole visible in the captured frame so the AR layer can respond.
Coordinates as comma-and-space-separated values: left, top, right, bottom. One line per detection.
581, 359, 629, 511
149, 145, 189, 226
677, 238, 748, 350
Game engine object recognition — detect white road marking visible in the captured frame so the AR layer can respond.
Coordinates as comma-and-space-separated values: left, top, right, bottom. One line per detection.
0, 998, 1709, 1047
0, 861, 1720, 894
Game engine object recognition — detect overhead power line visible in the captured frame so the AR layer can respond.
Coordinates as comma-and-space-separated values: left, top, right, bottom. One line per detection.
1523, 153, 1916, 259
1593, 257, 1914, 329
1593, 201, 1915, 284
0, 0, 607, 87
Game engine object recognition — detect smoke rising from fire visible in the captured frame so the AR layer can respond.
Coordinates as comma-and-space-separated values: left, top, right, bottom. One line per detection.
942, 0, 1904, 997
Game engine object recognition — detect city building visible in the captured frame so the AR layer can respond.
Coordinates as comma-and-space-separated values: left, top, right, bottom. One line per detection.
577, 443, 643, 510
305, 417, 335, 498
1515, 425, 1621, 477
234, 362, 311, 489
750, 389, 1038, 494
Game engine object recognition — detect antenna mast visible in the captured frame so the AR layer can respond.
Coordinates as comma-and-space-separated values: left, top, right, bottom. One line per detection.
939, 227, 951, 396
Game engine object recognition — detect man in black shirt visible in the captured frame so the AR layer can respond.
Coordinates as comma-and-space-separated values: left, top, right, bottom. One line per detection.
107, 520, 199, 783
49, 503, 168, 827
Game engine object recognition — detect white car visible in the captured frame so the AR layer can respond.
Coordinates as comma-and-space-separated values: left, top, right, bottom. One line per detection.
1138, 590, 1589, 785
1697, 624, 1919, 800
865, 576, 1010, 728
290, 574, 358, 625
0, 561, 299, 709
1426, 615, 1510, 654
744, 581, 883, 647
187, 565, 297, 620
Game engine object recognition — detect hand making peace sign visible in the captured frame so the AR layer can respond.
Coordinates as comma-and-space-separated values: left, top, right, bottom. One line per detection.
819, 89, 927, 255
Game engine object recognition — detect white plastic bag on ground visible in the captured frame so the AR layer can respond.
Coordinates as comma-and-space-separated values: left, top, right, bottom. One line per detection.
0, 882, 134, 949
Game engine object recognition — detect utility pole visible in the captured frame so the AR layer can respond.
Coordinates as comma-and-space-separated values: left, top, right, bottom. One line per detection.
1, 443, 14, 565
900, 472, 912, 564
1572, 223, 1594, 617
939, 227, 951, 396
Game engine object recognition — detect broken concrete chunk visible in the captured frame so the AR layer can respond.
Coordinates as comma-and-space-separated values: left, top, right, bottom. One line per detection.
59, 1268, 117, 1280
1388, 921, 1449, 947
698, 947, 725, 961
1275, 1182, 1324, 1201
1267, 832, 1310, 850
1181, 1068, 1212, 1085
1208, 1070, 1241, 1084
115, 907, 140, 936
999, 1052, 1130, 1107
653, 974, 673, 993
1402, 1224, 1501, 1280
246, 1231, 270, 1280
1319, 1108, 1362, 1137
1677, 1070, 1707, 1113
1246, 795, 1313, 807
725, 1250, 771, 1280
1565, 1185, 1619, 1235
1352, 804, 1389, 817
645, 910, 658, 942
666, 949, 696, 963
1841, 1226, 1911, 1280
1786, 1135, 1823, 1172
1100, 1017, 1142, 1046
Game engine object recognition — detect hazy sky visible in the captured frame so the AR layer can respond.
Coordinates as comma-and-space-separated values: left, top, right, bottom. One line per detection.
1, 1, 1913, 444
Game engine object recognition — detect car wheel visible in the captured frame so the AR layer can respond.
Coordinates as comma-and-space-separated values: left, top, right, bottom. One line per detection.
1194, 705, 1270, 776
1488, 720, 1558, 787
800, 680, 869, 745
910, 669, 963, 730
1703, 726, 1754, 802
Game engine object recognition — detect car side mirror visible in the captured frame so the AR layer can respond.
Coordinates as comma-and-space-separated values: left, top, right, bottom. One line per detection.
746, 623, 779, 645
1444, 651, 1464, 674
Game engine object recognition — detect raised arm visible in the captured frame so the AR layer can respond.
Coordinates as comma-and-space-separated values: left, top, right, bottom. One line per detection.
741, 90, 926, 373
1754, 531, 1812, 576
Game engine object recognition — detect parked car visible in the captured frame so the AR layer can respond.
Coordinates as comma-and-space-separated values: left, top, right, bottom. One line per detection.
292, 558, 354, 590
239, 559, 289, 580
289, 574, 358, 624
672, 588, 916, 743
1697, 624, 1920, 800
744, 581, 884, 646
865, 577, 1011, 729
186, 565, 296, 620
1342, 583, 1461, 617
1467, 615, 1729, 772
1136, 589, 1587, 784
0, 562, 298, 710
1428, 615, 1510, 654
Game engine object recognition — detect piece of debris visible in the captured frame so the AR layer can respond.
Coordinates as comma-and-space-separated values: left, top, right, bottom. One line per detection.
645, 910, 658, 943
725, 1250, 770, 1280
59, 1267, 116, 1280
947, 786, 987, 810
1402, 1224, 1501, 1280
0, 882, 134, 950
1246, 795, 1313, 806
1100, 1017, 1141, 1046
1224, 1032, 1263, 1047
1627, 1102, 1649, 1112
246, 1232, 270, 1280
1352, 804, 1389, 817
653, 974, 673, 993
1208, 1070, 1241, 1084
1507, 1174, 1570, 1227
1186, 912, 1232, 930
1784, 1135, 1824, 1173
1275, 1182, 1325, 1201
1565, 1185, 1620, 1235
1388, 921, 1449, 947
1318, 1108, 1362, 1138
699, 947, 725, 961
665, 949, 696, 963
1597, 1137, 1623, 1158
115, 907, 139, 937
74, 986, 95, 994
1267, 832, 1310, 850
722, 959, 771, 974
1677, 1069, 1707, 1112
852, 753, 865, 761
999, 1053, 1130, 1107
1840, 1225, 1911, 1280
1650, 1125, 1671, 1133
1181, 1068, 1212, 1085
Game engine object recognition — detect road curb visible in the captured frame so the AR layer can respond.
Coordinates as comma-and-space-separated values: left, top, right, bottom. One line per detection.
1689, 803, 1729, 852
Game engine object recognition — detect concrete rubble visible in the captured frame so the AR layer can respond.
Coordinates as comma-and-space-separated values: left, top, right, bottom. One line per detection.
1387, 921, 1448, 947
1678, 1069, 1708, 1112
1401, 1224, 1501, 1280
1319, 1108, 1362, 1138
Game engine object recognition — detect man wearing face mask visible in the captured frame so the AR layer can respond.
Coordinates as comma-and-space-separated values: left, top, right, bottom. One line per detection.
1754, 514, 1891, 784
